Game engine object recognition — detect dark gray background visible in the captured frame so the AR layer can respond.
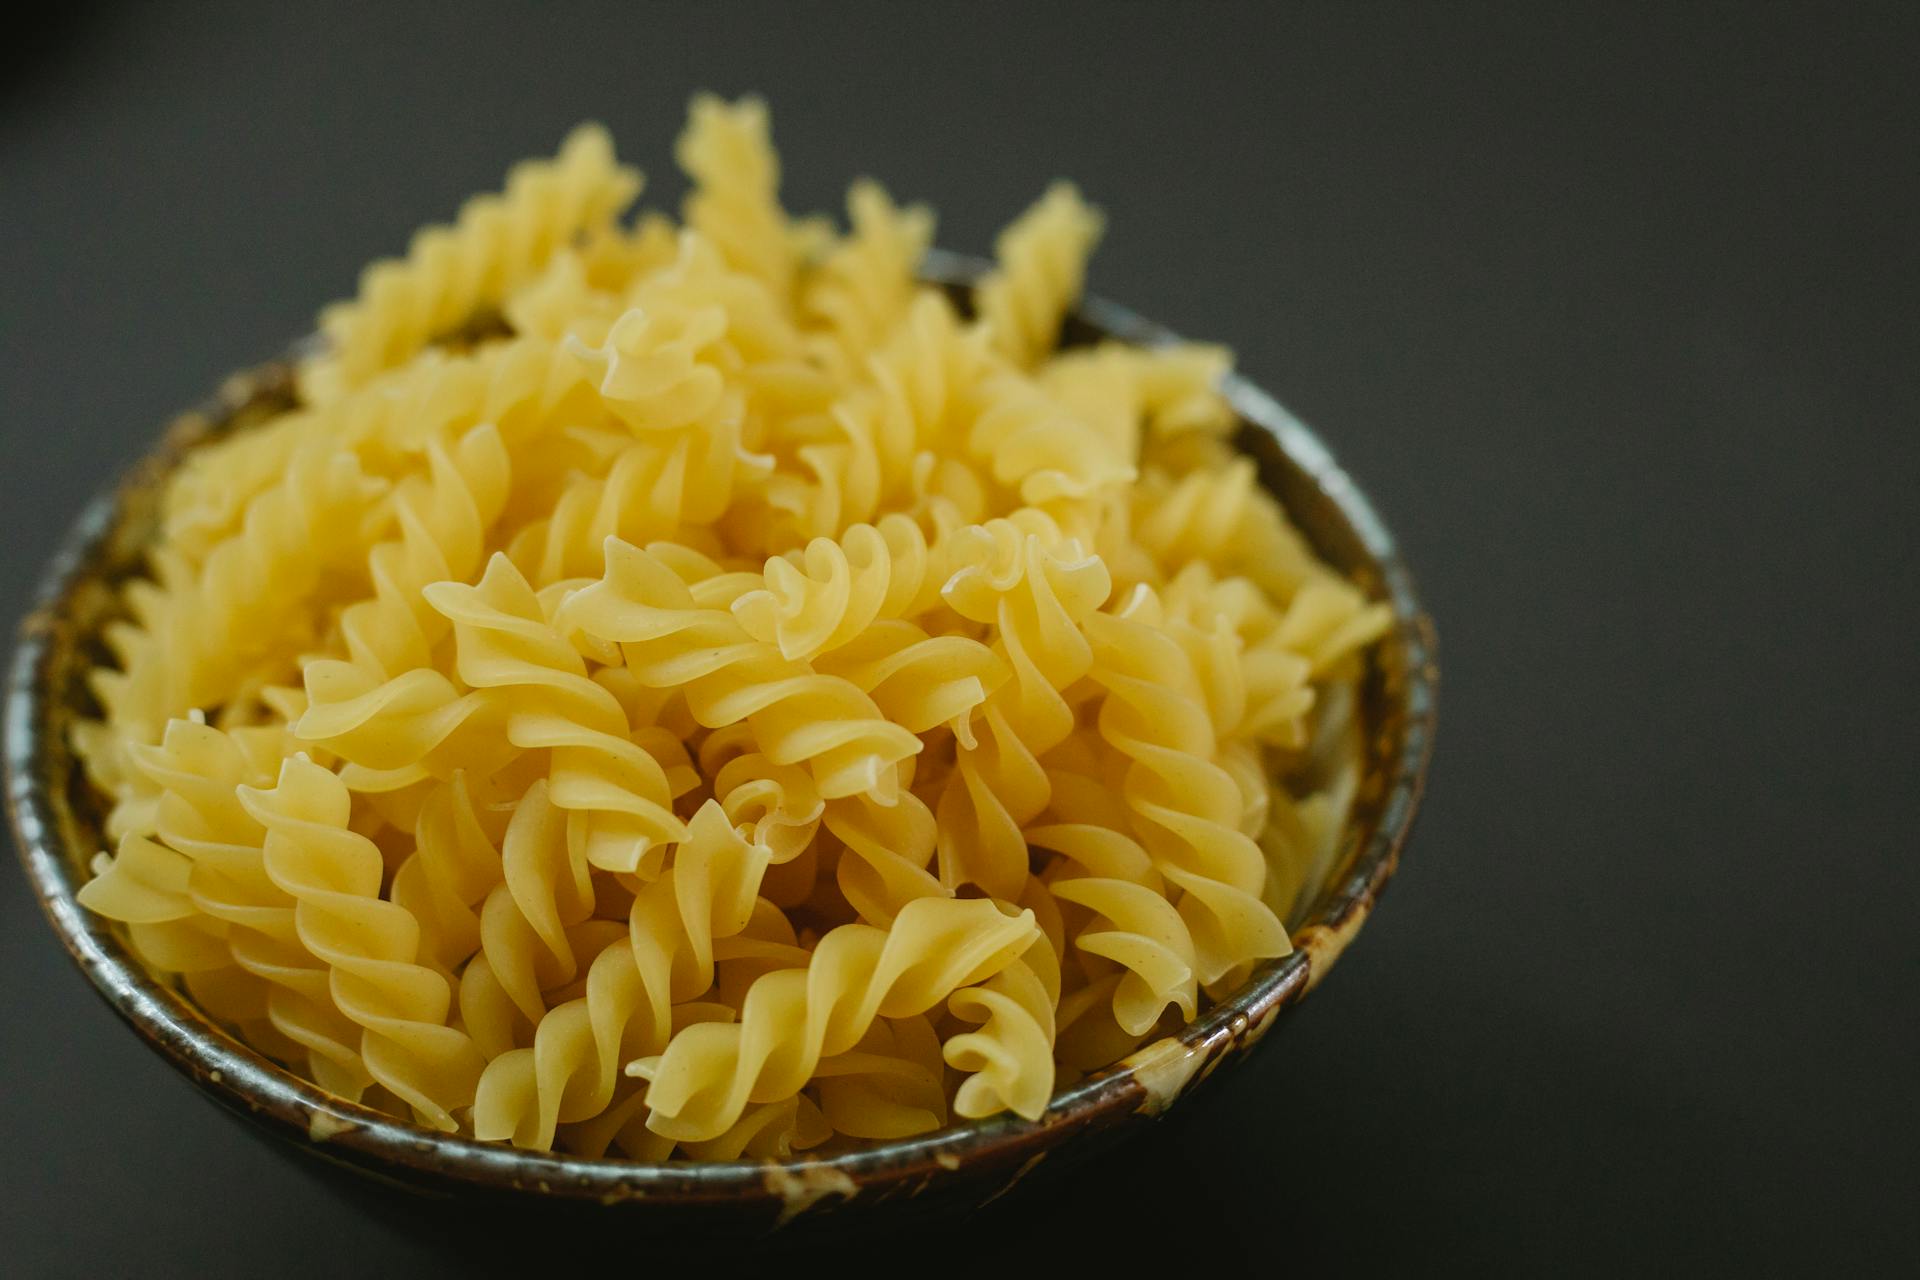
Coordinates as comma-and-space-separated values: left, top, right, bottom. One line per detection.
3, 2, 1914, 1274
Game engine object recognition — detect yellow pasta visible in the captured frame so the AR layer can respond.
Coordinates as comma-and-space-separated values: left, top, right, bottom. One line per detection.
300, 123, 642, 404
75, 97, 1386, 1159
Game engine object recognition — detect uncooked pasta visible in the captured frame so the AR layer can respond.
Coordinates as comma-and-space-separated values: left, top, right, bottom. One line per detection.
74, 96, 1391, 1160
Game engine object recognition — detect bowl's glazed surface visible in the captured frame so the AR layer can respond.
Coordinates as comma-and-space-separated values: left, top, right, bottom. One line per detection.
4, 252, 1436, 1228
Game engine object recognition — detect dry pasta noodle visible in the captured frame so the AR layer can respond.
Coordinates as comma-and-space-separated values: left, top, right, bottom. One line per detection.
74, 95, 1393, 1160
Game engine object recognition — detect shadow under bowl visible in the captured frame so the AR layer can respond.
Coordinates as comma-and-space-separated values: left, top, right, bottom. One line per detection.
4, 251, 1436, 1231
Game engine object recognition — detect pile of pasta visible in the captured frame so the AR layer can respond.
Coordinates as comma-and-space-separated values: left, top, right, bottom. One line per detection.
75, 97, 1389, 1161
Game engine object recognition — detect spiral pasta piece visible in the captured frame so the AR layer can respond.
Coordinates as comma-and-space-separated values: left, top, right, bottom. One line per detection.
86, 443, 386, 801
1133, 455, 1334, 604
813, 620, 1008, 741
700, 725, 823, 862
126, 719, 371, 1097
456, 779, 594, 1060
1030, 823, 1198, 1038
944, 945, 1058, 1121
822, 788, 946, 927
731, 512, 961, 661
238, 756, 484, 1129
631, 897, 1039, 1142
967, 367, 1136, 505
301, 123, 642, 404
425, 553, 685, 874
803, 180, 934, 381
813, 1015, 948, 1139
976, 182, 1104, 368
935, 517, 1113, 898
862, 292, 995, 495
676, 94, 800, 299
388, 773, 509, 974
558, 538, 922, 803
472, 799, 775, 1150
1084, 589, 1291, 987
294, 423, 512, 788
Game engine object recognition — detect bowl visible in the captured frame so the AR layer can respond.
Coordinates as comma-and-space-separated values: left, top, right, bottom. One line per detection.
4, 250, 1436, 1228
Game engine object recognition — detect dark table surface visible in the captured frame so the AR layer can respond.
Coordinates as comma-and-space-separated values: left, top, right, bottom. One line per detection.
3, 3, 1914, 1274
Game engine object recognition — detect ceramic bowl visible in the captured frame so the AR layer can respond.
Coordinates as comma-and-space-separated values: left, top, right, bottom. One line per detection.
5, 251, 1436, 1228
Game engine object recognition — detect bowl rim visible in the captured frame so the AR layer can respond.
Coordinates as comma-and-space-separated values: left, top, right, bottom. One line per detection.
4, 249, 1436, 1214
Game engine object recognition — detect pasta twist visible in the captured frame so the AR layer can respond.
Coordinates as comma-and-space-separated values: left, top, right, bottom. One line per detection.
388, 773, 508, 974
472, 800, 773, 1150
1132, 455, 1332, 603
1044, 341, 1236, 462
557, 538, 923, 803
425, 554, 686, 874
84, 443, 386, 813
700, 725, 824, 861
301, 123, 642, 403
128, 719, 370, 1098
813, 1015, 948, 1140
1084, 588, 1292, 987
1271, 578, 1395, 679
456, 779, 595, 1060
1030, 820, 1198, 1038
967, 367, 1136, 506
730, 513, 953, 661
568, 303, 731, 437
176, 334, 595, 560
944, 943, 1058, 1122
813, 619, 1008, 740
803, 180, 934, 381
182, 438, 387, 691
822, 788, 946, 926
295, 423, 512, 790
935, 516, 1113, 898
631, 897, 1040, 1143
676, 94, 800, 299
75, 566, 200, 839
238, 756, 485, 1129
976, 182, 1104, 368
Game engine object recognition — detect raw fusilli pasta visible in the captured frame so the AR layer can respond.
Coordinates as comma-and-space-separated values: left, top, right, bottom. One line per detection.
75, 98, 1386, 1158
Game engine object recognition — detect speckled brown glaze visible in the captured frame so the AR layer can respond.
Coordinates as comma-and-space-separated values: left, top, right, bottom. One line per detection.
4, 252, 1436, 1231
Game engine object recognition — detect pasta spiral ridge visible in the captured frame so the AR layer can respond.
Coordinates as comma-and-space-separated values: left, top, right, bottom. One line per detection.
294, 423, 512, 790
976, 182, 1105, 368
676, 94, 800, 299
700, 725, 824, 862
1029, 820, 1199, 1038
302, 123, 642, 404
813, 619, 1008, 741
1133, 455, 1332, 604
631, 897, 1040, 1143
238, 756, 485, 1129
813, 1015, 949, 1140
822, 788, 946, 926
557, 538, 923, 803
934, 517, 1113, 898
1084, 589, 1292, 986
456, 779, 596, 1060
944, 944, 1058, 1122
472, 800, 774, 1150
83, 443, 386, 812
426, 554, 686, 874
127, 719, 371, 1098
389, 773, 509, 974
730, 513, 954, 661
803, 180, 934, 382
